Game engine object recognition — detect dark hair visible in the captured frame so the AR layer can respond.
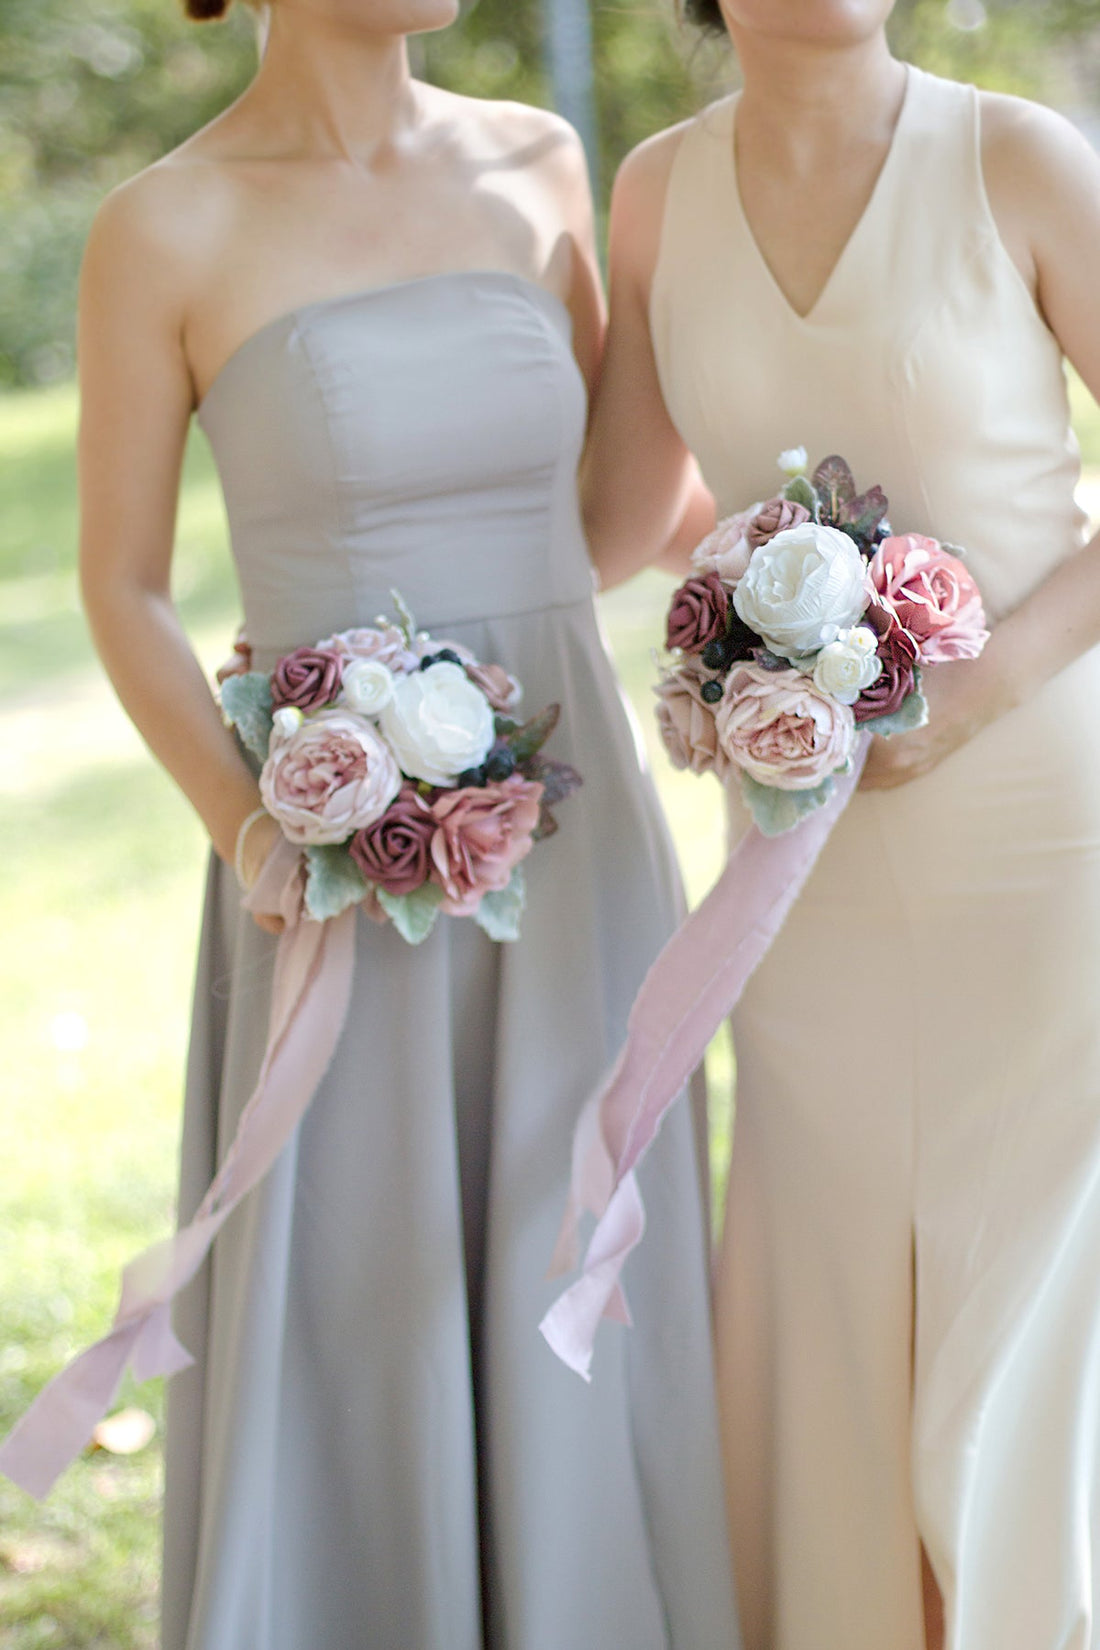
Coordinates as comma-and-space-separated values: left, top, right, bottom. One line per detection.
184, 0, 232, 18
684, 0, 726, 31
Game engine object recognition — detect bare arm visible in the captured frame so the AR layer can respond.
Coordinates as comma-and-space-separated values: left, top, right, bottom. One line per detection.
77, 174, 281, 908
581, 130, 715, 590
863, 97, 1100, 788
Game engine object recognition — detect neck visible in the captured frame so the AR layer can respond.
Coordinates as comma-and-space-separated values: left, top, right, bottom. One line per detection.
248, 7, 419, 161
732, 27, 905, 149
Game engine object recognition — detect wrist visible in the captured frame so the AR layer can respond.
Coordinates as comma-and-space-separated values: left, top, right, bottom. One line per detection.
234, 806, 276, 890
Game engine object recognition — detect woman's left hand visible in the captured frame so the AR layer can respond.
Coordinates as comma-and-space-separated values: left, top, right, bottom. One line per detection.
859, 647, 1015, 790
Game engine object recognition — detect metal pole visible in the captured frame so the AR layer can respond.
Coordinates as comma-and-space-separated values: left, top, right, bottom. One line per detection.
542, 0, 600, 197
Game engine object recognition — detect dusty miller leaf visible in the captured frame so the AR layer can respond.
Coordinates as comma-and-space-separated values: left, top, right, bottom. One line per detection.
304, 846, 370, 921
860, 683, 929, 739
220, 673, 273, 762
782, 474, 819, 515
474, 866, 526, 943
377, 881, 445, 944
740, 772, 834, 837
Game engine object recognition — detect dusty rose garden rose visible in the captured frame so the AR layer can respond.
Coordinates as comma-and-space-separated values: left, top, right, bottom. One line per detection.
429, 775, 544, 916
745, 496, 811, 551
260, 709, 402, 845
666, 572, 732, 654
271, 646, 344, 713
691, 511, 755, 583
654, 660, 733, 781
715, 662, 855, 791
349, 785, 436, 894
868, 534, 989, 663
321, 626, 419, 675
464, 660, 522, 715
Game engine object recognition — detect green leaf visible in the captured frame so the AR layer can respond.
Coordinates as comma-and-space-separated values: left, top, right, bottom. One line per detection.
782, 474, 819, 515
740, 772, 834, 836
389, 588, 418, 646
220, 673, 273, 763
304, 846, 370, 921
861, 683, 929, 738
377, 881, 445, 944
506, 703, 561, 764
474, 866, 526, 943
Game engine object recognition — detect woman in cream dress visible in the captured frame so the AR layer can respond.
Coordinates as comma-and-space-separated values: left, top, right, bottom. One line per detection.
582, 1, 1100, 1646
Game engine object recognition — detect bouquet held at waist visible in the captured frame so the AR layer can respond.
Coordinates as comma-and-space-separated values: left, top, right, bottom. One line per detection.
541, 450, 989, 1380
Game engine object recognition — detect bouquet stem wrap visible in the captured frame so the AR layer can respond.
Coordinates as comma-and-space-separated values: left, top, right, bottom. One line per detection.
540, 739, 868, 1380
0, 840, 355, 1500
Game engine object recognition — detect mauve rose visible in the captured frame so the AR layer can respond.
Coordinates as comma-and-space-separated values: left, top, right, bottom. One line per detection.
260, 709, 402, 844
691, 511, 756, 582
464, 661, 522, 715
716, 662, 854, 790
654, 660, 732, 781
321, 626, 418, 675
429, 775, 543, 917
349, 785, 436, 894
745, 497, 812, 551
854, 657, 917, 724
271, 646, 344, 712
868, 534, 989, 663
666, 573, 731, 654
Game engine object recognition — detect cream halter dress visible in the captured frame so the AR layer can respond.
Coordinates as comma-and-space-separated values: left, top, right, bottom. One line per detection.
650, 66, 1100, 1650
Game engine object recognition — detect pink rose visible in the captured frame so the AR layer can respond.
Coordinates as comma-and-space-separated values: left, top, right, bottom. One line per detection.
666, 572, 732, 654
691, 512, 755, 583
271, 646, 344, 713
868, 535, 988, 663
745, 497, 812, 551
215, 627, 253, 685
429, 775, 544, 916
716, 662, 855, 791
349, 784, 436, 894
853, 657, 917, 724
321, 626, 418, 675
463, 661, 522, 715
260, 709, 402, 844
654, 660, 732, 781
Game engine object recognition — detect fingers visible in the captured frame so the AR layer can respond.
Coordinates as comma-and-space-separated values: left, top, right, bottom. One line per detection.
252, 911, 285, 936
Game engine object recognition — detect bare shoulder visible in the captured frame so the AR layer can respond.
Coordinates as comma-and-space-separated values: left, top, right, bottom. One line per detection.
615, 115, 698, 205
608, 114, 701, 294
436, 88, 589, 189
979, 89, 1100, 205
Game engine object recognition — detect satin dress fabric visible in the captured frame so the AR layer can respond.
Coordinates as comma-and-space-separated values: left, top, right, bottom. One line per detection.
650, 67, 1100, 1650
163, 271, 740, 1650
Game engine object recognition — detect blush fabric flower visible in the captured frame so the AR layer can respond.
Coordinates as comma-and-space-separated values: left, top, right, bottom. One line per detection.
733, 521, 869, 661
716, 662, 855, 791
745, 497, 812, 552
349, 785, 436, 894
654, 661, 732, 781
271, 646, 344, 713
867, 535, 988, 662
380, 661, 496, 786
691, 511, 756, 583
260, 709, 402, 844
321, 626, 418, 675
464, 661, 522, 715
215, 628, 253, 685
429, 776, 544, 916
666, 573, 732, 654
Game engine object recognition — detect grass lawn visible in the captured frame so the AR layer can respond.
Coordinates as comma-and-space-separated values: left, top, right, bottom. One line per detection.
2, 373, 1098, 1644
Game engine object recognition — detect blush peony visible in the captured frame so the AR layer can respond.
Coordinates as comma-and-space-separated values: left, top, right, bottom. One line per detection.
716, 662, 855, 790
260, 709, 402, 845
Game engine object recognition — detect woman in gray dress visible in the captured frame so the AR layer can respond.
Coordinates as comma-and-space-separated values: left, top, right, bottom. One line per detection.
75, 1, 738, 1646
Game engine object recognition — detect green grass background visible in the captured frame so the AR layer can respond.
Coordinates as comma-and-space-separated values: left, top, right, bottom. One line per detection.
1, 378, 1098, 1645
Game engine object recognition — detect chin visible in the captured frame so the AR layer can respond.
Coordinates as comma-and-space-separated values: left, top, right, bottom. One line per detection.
303, 0, 460, 32
726, 0, 896, 43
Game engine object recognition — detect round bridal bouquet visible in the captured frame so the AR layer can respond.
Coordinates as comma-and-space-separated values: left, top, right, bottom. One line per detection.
220, 596, 581, 942
656, 450, 989, 833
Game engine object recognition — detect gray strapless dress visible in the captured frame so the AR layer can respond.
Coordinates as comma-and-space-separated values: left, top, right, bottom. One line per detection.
163, 272, 739, 1650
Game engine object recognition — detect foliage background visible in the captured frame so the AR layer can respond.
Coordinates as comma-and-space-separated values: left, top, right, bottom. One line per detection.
1, 0, 1099, 1644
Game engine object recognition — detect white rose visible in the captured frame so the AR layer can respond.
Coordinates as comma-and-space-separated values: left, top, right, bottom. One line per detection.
778, 446, 808, 477
811, 626, 883, 704
733, 521, 869, 661
379, 661, 495, 786
272, 706, 304, 739
342, 658, 395, 717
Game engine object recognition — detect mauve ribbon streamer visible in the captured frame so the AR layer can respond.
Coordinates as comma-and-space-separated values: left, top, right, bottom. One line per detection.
540, 743, 868, 1381
0, 840, 356, 1499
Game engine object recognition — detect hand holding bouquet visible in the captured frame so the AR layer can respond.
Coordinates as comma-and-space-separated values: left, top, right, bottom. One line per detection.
656, 450, 989, 832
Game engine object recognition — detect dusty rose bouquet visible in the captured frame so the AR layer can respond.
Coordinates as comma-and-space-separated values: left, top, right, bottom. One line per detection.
656, 449, 989, 833
220, 596, 581, 941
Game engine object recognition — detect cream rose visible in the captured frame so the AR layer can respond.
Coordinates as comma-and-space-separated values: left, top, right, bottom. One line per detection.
260, 709, 402, 845
342, 658, 395, 717
811, 625, 883, 705
380, 661, 496, 786
733, 521, 869, 660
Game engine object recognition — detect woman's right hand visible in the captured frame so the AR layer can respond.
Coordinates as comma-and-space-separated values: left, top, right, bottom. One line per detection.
236, 811, 286, 935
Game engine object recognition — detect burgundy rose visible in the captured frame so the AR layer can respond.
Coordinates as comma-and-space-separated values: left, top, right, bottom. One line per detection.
864, 596, 919, 667
853, 657, 917, 724
745, 497, 812, 551
349, 785, 436, 895
429, 775, 543, 916
271, 646, 344, 712
666, 573, 731, 654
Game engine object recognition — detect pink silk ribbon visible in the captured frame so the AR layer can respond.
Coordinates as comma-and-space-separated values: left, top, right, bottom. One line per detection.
540, 744, 868, 1381
0, 840, 356, 1500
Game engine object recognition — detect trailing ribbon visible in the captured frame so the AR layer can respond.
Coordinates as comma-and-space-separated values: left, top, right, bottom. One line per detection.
0, 839, 356, 1499
540, 742, 868, 1380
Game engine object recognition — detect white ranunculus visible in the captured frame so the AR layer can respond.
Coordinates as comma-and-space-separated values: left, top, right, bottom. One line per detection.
812, 626, 883, 704
379, 661, 495, 786
733, 522, 870, 661
342, 658, 395, 717
778, 446, 808, 477
272, 706, 304, 739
